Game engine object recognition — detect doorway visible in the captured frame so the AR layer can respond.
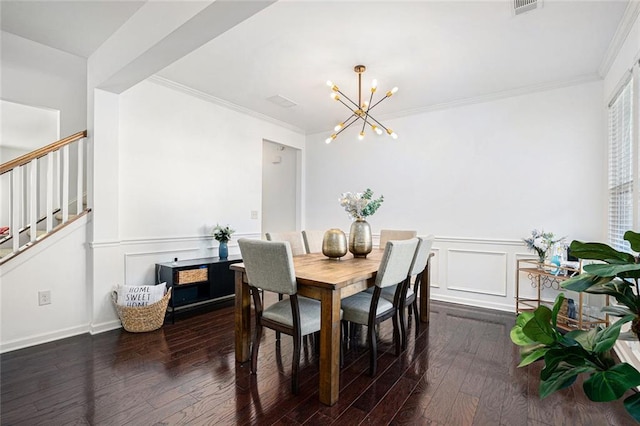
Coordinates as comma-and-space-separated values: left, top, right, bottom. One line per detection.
261, 140, 300, 237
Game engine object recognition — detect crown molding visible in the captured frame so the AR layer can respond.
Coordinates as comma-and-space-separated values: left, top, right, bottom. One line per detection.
307, 73, 601, 134
598, 0, 640, 78
147, 75, 305, 135
151, 72, 600, 137
382, 73, 601, 120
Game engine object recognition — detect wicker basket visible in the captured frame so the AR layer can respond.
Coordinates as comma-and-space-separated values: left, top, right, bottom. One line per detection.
112, 288, 172, 332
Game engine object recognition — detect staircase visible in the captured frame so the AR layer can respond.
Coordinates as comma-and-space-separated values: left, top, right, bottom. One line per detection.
0, 131, 91, 264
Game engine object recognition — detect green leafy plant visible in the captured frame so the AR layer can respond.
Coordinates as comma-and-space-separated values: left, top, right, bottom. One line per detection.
511, 230, 640, 422
212, 224, 234, 243
339, 188, 384, 220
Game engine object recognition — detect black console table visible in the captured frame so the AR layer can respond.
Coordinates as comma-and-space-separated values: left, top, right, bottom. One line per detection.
155, 255, 242, 322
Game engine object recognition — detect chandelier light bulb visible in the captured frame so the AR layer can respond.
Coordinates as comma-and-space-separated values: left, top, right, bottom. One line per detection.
386, 87, 399, 97
330, 92, 339, 101
358, 131, 365, 141
325, 134, 337, 144
334, 123, 344, 132
326, 80, 333, 87
371, 79, 377, 93
372, 125, 383, 135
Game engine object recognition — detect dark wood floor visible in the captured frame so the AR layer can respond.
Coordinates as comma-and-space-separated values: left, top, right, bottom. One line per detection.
1, 297, 637, 425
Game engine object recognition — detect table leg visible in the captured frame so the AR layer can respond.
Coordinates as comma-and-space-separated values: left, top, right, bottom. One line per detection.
319, 288, 341, 406
420, 257, 432, 323
235, 270, 251, 362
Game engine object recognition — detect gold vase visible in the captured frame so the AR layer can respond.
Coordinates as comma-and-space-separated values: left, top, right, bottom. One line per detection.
322, 229, 348, 259
349, 218, 372, 258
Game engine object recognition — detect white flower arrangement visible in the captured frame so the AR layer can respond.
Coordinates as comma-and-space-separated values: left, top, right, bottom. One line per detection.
339, 188, 384, 220
212, 224, 235, 243
523, 229, 566, 263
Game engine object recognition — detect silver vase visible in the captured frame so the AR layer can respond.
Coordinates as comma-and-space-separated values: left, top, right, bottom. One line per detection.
322, 229, 348, 259
349, 218, 372, 258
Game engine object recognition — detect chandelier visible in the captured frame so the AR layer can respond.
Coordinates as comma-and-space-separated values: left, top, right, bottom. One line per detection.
325, 65, 398, 144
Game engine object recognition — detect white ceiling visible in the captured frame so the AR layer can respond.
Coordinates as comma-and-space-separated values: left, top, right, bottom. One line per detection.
0, 0, 630, 136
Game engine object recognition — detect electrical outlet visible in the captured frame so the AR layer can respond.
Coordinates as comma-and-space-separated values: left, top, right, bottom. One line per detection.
251, 210, 258, 220
38, 290, 51, 306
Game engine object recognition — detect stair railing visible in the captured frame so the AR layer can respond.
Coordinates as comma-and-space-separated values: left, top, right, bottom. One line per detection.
0, 130, 90, 263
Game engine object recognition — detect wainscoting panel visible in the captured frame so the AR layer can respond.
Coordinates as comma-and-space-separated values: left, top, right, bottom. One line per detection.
446, 249, 508, 297
429, 247, 441, 288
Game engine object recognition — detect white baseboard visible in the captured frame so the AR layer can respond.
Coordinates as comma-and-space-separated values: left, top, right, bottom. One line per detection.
90, 320, 123, 335
0, 324, 90, 354
431, 294, 514, 314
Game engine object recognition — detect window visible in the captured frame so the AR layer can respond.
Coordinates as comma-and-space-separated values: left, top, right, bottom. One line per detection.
608, 76, 634, 252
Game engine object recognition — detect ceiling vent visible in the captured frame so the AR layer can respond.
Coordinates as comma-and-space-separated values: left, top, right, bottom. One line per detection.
267, 95, 297, 108
513, 0, 539, 15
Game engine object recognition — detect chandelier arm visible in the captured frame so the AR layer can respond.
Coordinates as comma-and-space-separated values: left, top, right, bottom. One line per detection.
360, 90, 375, 134
365, 114, 389, 132
367, 90, 375, 112
357, 89, 377, 135
367, 95, 389, 112
335, 89, 360, 110
335, 116, 360, 136
336, 97, 359, 115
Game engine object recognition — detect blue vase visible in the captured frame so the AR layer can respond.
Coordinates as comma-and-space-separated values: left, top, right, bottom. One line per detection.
550, 254, 561, 275
218, 241, 228, 259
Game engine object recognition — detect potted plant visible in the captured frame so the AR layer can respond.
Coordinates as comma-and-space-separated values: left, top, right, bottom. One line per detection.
339, 188, 384, 257
511, 230, 640, 421
212, 224, 234, 260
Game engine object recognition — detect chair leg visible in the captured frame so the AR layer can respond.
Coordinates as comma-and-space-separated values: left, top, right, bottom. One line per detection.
392, 312, 401, 356
368, 323, 377, 376
413, 299, 420, 336
340, 328, 344, 368
276, 293, 283, 341
251, 323, 263, 374
314, 331, 320, 356
292, 333, 301, 394
399, 305, 407, 351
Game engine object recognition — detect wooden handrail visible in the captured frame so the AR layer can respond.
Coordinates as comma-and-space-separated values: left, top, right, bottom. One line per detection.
0, 130, 87, 175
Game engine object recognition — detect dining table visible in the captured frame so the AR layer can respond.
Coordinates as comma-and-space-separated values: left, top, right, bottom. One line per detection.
231, 248, 433, 406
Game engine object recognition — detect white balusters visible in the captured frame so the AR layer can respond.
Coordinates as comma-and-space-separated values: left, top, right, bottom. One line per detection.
0, 131, 88, 262
46, 152, 53, 232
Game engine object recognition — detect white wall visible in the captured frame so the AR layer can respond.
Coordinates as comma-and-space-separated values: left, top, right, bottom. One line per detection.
0, 216, 90, 352
0, 32, 91, 352
305, 81, 606, 311
1, 32, 87, 137
90, 79, 305, 331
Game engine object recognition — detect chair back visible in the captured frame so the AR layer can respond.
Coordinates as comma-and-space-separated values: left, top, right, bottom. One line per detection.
409, 235, 435, 276
238, 239, 297, 295
379, 229, 417, 248
376, 238, 419, 288
302, 230, 324, 254
265, 231, 306, 256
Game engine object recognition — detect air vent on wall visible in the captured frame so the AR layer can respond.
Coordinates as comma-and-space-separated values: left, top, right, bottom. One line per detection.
514, 0, 539, 15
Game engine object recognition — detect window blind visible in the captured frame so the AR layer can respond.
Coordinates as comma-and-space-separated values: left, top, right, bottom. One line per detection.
608, 77, 633, 252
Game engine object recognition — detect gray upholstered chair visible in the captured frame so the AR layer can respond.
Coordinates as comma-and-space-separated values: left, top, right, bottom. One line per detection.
341, 238, 419, 376
302, 230, 324, 254
238, 238, 322, 394
265, 231, 307, 340
265, 231, 306, 256
378, 229, 417, 248
380, 235, 434, 349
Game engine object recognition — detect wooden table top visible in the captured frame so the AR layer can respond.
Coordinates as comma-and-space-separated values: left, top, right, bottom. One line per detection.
230, 249, 385, 291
